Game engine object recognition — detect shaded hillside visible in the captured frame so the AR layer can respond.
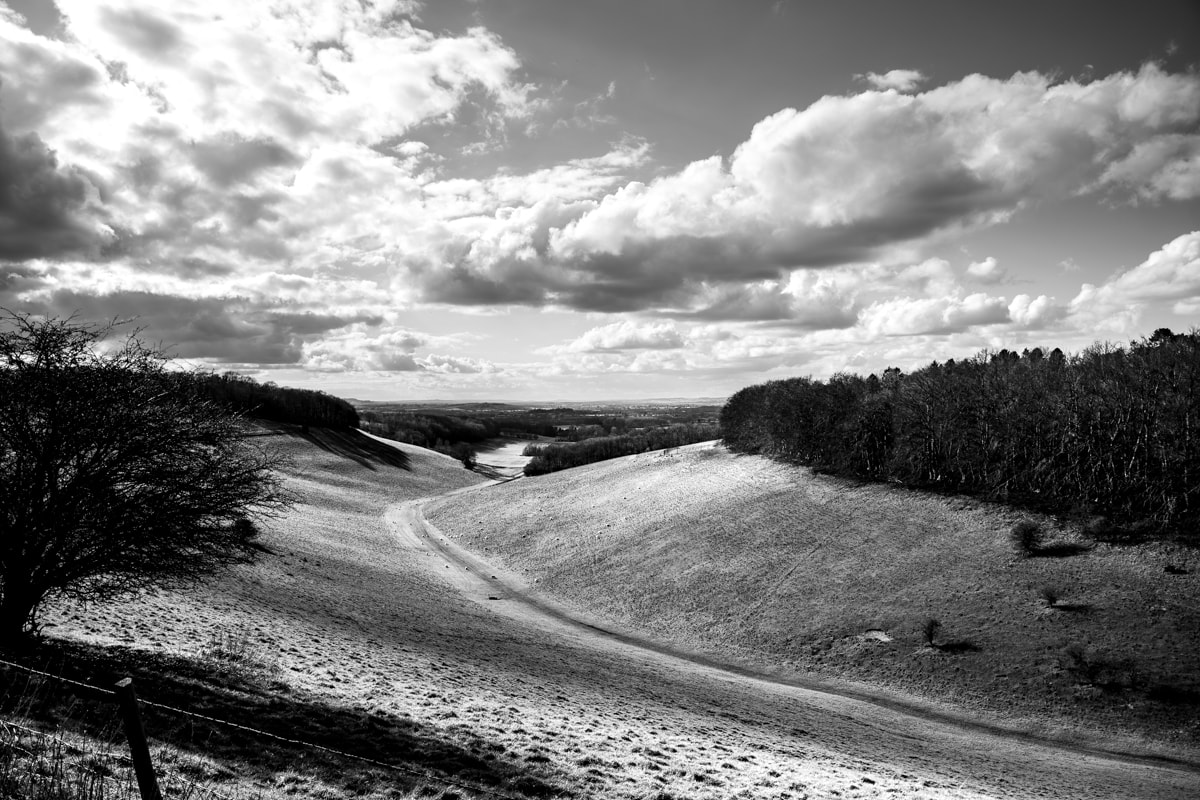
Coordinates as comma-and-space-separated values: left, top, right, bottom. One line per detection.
174, 371, 360, 429
425, 443, 1200, 751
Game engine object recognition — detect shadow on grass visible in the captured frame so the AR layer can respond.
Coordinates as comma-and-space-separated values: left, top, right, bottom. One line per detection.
934, 640, 981, 654
1147, 684, 1200, 706
295, 426, 411, 472
1033, 542, 1093, 558
1, 638, 563, 799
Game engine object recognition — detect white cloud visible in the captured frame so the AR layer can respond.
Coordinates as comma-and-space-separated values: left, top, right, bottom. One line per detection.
419, 353, 499, 374
475, 63, 1200, 315
1099, 135, 1200, 201
859, 69, 927, 92
1069, 231, 1200, 332
1008, 294, 1066, 328
860, 293, 1010, 337
966, 257, 1005, 284
552, 320, 685, 353
896, 258, 957, 297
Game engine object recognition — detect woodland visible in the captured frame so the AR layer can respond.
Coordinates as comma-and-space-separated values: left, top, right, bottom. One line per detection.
719, 328, 1200, 537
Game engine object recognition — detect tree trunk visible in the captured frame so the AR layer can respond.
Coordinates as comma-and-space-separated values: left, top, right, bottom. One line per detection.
0, 583, 38, 651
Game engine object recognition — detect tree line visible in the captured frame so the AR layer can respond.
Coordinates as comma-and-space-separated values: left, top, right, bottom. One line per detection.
720, 329, 1200, 537
173, 371, 359, 429
358, 410, 557, 450
523, 423, 721, 476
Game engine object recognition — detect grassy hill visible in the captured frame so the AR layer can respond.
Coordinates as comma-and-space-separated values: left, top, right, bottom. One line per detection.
425, 441, 1200, 751
10, 428, 1198, 800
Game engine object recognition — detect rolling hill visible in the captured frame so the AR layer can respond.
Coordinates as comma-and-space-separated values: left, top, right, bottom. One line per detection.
16, 429, 1198, 799
425, 440, 1200, 753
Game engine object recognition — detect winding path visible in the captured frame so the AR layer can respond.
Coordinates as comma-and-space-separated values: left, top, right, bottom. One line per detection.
384, 486, 1200, 800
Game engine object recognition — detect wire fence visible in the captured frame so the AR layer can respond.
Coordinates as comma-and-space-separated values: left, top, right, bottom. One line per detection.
0, 655, 526, 800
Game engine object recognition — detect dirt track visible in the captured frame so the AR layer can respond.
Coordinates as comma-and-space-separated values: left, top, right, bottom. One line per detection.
392, 491, 1200, 799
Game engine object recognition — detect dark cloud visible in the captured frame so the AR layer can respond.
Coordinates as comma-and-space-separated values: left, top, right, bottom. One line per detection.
0, 262, 47, 305
415, 261, 550, 307
38, 290, 375, 365
0, 124, 112, 260
675, 286, 859, 328
191, 135, 300, 188
267, 310, 384, 335
175, 257, 235, 278
98, 6, 186, 60
228, 191, 286, 227
0, 39, 107, 130
766, 170, 1011, 269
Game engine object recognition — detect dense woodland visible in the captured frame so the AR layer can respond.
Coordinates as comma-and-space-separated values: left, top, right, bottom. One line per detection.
171, 371, 359, 429
720, 329, 1200, 536
523, 423, 721, 476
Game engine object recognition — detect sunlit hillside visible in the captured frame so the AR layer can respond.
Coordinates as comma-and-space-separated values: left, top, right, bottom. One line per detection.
426, 441, 1200, 751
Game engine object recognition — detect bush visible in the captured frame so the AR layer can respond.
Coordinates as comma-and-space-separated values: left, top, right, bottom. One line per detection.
200, 626, 279, 681
1039, 586, 1059, 607
921, 617, 941, 647
1010, 519, 1043, 557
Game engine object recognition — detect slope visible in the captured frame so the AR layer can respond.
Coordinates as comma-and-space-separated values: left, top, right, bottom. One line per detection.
20, 429, 1197, 800
424, 441, 1200, 754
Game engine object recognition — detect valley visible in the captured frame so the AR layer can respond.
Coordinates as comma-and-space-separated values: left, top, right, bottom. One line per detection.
26, 428, 1200, 799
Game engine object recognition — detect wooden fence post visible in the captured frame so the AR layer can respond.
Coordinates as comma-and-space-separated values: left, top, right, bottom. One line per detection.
114, 678, 163, 800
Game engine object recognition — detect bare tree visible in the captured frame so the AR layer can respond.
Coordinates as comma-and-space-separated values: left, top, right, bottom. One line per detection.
0, 312, 291, 645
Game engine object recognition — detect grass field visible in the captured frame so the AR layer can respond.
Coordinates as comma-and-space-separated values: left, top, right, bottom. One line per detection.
425, 441, 1200, 753
8, 429, 1197, 799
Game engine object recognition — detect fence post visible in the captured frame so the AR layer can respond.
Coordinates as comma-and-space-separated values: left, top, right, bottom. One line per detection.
114, 678, 163, 800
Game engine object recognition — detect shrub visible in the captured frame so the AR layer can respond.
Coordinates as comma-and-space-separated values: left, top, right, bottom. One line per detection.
1039, 586, 1060, 607
1009, 519, 1043, 557
200, 626, 278, 681
1061, 643, 1138, 691
921, 617, 941, 648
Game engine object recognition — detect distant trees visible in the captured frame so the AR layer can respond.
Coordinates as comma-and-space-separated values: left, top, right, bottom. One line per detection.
523, 423, 720, 476
0, 313, 290, 644
179, 371, 358, 429
359, 410, 550, 451
720, 331, 1200, 537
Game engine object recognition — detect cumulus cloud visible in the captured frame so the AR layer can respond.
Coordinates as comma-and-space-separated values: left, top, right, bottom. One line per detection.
3, 3, 1198, 388
859, 69, 927, 92
419, 353, 498, 374
401, 64, 1200, 318
860, 293, 1011, 337
1099, 135, 1200, 201
0, 1, 540, 281
1069, 231, 1200, 329
1008, 294, 1066, 328
552, 320, 685, 353
966, 257, 1006, 284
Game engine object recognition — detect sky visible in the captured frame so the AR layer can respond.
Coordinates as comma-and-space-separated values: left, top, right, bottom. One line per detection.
1, 0, 1199, 402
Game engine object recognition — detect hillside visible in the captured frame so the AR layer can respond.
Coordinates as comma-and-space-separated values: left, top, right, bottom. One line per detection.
14, 428, 1197, 800
424, 441, 1200, 752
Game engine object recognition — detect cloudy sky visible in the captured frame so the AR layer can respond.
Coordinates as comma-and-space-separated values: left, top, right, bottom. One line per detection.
2, 0, 1199, 401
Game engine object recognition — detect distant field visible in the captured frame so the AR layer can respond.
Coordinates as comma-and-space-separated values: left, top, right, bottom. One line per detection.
426, 441, 1200, 750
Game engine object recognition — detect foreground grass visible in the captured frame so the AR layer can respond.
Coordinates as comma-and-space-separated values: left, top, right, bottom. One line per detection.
425, 442, 1200, 754
1, 638, 538, 800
